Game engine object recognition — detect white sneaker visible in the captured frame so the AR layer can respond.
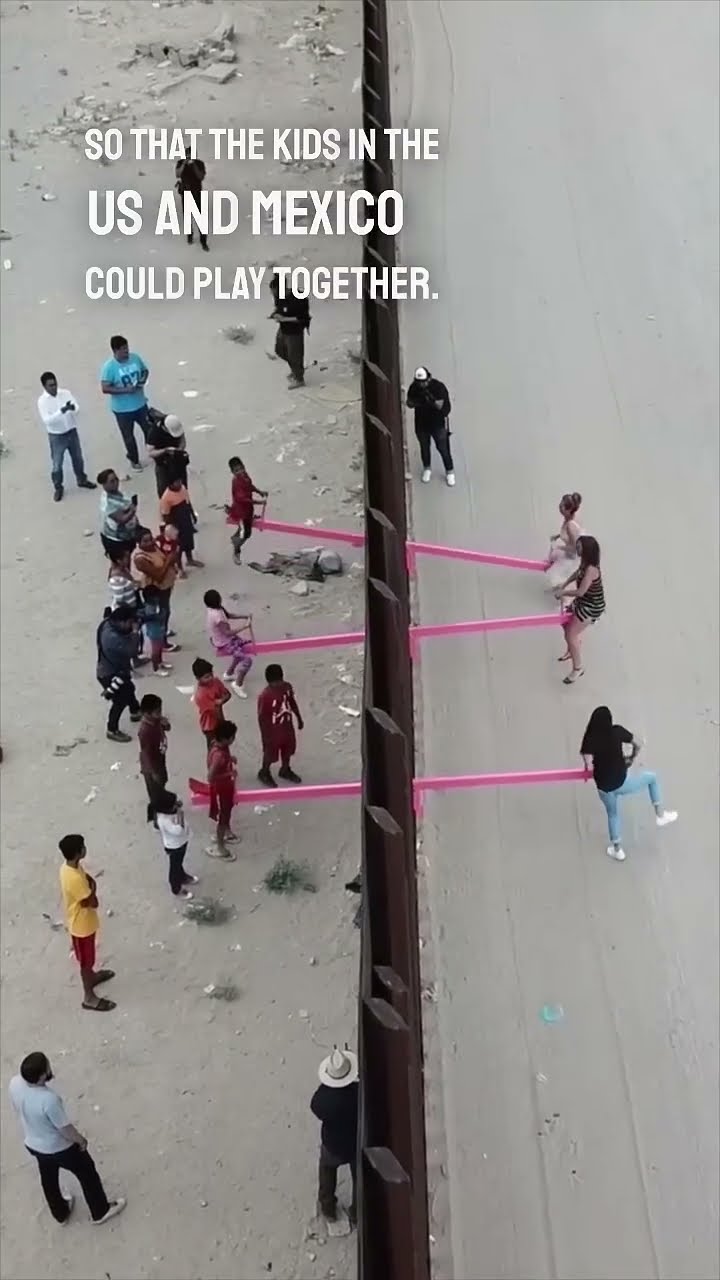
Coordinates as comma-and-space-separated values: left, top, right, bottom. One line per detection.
421, 469, 432, 483
656, 810, 678, 828
60, 1194, 75, 1224
445, 471, 456, 487
231, 683, 248, 699
93, 1197, 126, 1225
606, 844, 626, 861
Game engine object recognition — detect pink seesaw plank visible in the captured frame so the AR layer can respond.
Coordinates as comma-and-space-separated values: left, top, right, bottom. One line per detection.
254, 516, 366, 547
408, 539, 547, 572
189, 769, 590, 808
249, 630, 365, 656
417, 768, 590, 791
412, 612, 570, 640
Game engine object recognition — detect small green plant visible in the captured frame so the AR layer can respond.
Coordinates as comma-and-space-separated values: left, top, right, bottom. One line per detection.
203, 980, 239, 1001
183, 896, 232, 925
263, 857, 315, 895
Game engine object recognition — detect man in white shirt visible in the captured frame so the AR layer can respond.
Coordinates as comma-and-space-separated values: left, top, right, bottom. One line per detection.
37, 371, 96, 502
8, 1051, 126, 1225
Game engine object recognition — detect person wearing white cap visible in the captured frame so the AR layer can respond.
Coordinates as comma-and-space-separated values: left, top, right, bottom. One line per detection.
406, 366, 455, 486
146, 410, 190, 499
310, 1045, 359, 1226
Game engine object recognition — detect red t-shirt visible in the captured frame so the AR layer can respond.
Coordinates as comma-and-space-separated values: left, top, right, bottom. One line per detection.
138, 718, 167, 775
257, 682, 296, 745
194, 677, 228, 733
228, 472, 254, 522
207, 742, 236, 787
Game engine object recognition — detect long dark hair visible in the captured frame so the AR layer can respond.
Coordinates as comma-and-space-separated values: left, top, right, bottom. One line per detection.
577, 534, 601, 570
581, 705, 613, 754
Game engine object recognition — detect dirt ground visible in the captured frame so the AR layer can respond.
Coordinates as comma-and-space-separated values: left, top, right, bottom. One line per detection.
0, 3, 369, 1278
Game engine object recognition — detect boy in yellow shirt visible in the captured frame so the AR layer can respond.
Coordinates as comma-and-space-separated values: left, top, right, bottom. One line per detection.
58, 835, 116, 1012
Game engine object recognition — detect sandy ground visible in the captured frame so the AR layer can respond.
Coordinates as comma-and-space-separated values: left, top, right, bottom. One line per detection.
391, 2, 720, 1278
0, 3, 366, 1278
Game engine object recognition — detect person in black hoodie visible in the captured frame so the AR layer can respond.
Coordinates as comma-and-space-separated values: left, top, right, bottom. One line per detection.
406, 365, 455, 486
269, 272, 311, 388
175, 147, 209, 251
310, 1046, 359, 1226
96, 605, 142, 743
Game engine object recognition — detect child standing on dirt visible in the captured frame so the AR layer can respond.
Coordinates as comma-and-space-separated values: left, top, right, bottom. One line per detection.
58, 834, 116, 1013
257, 663, 304, 787
138, 693, 170, 825
159, 478, 202, 573
225, 457, 267, 564
207, 721, 239, 857
191, 657, 232, 752
155, 792, 198, 896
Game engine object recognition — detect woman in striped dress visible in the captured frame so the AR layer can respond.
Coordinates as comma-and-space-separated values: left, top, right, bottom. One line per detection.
554, 535, 605, 684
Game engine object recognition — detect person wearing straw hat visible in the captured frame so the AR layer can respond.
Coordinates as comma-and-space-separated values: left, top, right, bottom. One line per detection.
310, 1046, 359, 1226
406, 365, 455, 486
146, 410, 190, 499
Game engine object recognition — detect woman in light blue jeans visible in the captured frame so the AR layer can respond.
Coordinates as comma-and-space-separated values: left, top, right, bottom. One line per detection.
580, 706, 677, 861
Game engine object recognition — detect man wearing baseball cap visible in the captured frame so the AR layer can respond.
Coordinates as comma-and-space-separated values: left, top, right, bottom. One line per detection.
406, 365, 455, 486
310, 1045, 359, 1226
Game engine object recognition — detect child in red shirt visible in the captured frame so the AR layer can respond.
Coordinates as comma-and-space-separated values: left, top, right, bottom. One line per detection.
257, 663, 304, 787
207, 720, 238, 857
191, 657, 232, 752
225, 456, 267, 564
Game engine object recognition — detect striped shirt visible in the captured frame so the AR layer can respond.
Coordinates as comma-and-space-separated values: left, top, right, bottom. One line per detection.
108, 571, 139, 611
574, 572, 605, 622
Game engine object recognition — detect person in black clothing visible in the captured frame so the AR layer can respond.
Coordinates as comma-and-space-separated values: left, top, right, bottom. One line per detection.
145, 411, 189, 499
270, 272, 311, 388
406, 365, 455, 486
580, 706, 678, 861
310, 1046, 359, 1226
96, 605, 142, 743
175, 147, 209, 251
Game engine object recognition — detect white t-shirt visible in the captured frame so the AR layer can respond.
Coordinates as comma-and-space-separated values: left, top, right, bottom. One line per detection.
157, 811, 190, 849
37, 389, 79, 435
8, 1076, 71, 1154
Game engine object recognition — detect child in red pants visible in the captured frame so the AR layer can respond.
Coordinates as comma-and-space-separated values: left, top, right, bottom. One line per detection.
257, 664, 304, 787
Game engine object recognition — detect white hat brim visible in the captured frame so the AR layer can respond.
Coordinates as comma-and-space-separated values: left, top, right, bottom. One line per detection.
318, 1050, 359, 1088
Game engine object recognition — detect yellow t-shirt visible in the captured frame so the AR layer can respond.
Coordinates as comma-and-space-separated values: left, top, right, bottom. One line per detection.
59, 864, 99, 938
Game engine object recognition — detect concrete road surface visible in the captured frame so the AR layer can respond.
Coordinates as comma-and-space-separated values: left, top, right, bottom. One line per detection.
390, 3, 719, 1278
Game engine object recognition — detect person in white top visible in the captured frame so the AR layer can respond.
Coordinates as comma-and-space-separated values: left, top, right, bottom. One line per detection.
37, 371, 96, 502
154, 791, 198, 897
8, 1050, 126, 1225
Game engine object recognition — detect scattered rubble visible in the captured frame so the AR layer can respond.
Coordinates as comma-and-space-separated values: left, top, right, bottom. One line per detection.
249, 548, 344, 581
223, 324, 254, 345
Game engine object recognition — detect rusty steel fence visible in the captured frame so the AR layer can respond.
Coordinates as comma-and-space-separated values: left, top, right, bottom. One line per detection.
357, 1, 431, 1277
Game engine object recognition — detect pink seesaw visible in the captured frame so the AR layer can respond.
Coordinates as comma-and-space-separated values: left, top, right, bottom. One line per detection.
189, 768, 590, 812
241, 611, 569, 658
227, 500, 547, 571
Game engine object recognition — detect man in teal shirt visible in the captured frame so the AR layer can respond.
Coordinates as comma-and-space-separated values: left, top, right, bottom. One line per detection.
100, 334, 150, 470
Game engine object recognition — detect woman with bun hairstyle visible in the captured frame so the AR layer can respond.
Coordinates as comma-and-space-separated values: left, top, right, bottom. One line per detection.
555, 534, 605, 684
545, 492, 584, 589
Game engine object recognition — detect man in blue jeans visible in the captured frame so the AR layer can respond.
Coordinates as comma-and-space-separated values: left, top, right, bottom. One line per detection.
8, 1050, 126, 1225
37, 372, 97, 502
100, 334, 151, 470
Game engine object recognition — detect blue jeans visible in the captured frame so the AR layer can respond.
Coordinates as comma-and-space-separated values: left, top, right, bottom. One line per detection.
113, 405, 150, 465
598, 770, 662, 845
48, 428, 87, 490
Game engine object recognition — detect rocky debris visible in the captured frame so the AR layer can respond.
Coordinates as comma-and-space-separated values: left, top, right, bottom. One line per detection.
280, 31, 345, 58
223, 324, 254, 344
249, 547, 344, 582
136, 15, 237, 71
334, 163, 363, 188
279, 155, 336, 175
